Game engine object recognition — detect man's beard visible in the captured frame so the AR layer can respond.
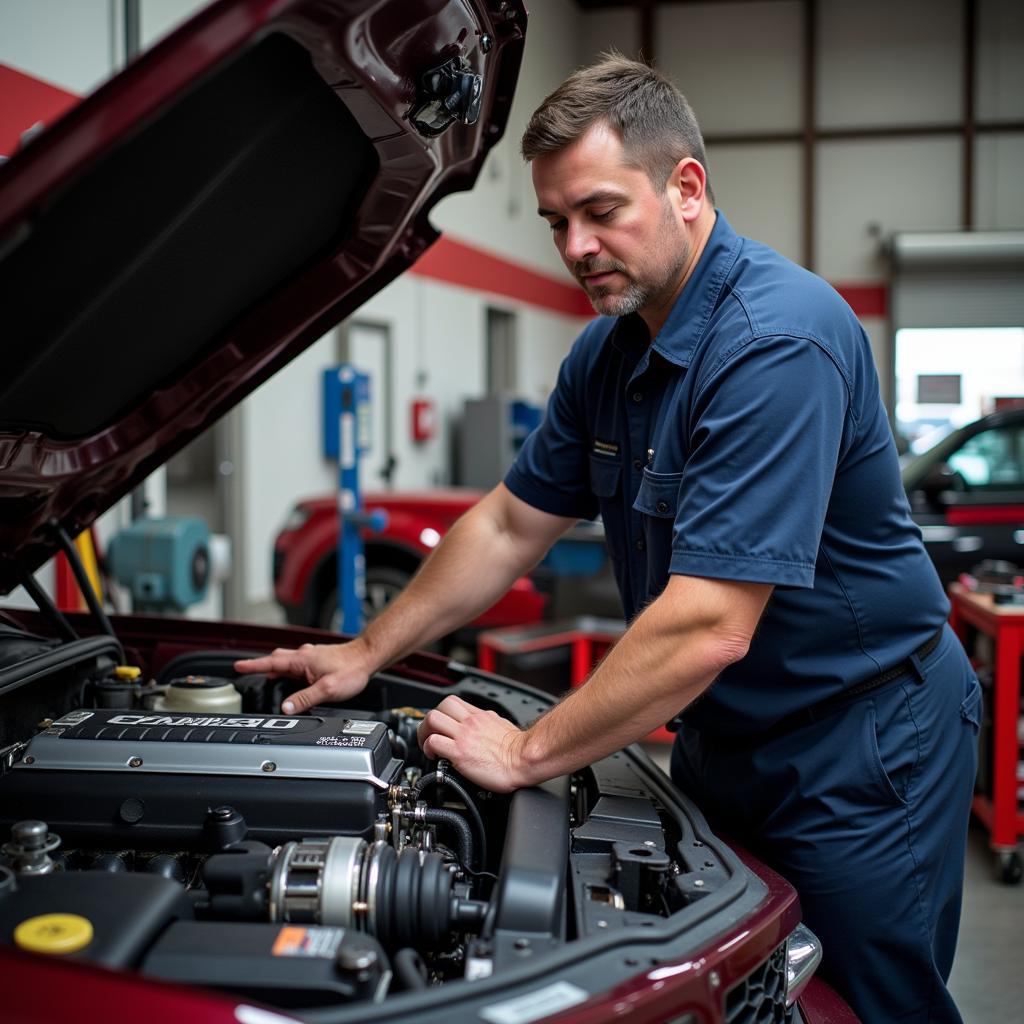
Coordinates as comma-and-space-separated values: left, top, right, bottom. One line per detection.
575, 205, 689, 320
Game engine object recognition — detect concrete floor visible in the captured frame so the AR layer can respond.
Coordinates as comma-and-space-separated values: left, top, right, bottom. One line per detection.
948, 821, 1024, 1022
642, 743, 1024, 1023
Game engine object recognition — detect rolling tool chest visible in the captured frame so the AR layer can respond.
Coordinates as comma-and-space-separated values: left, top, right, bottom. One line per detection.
948, 582, 1024, 883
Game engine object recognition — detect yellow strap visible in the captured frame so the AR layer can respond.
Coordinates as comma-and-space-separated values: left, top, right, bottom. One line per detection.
74, 530, 102, 602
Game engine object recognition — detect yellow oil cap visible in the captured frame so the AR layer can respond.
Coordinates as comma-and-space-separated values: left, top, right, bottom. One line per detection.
113, 666, 142, 681
14, 913, 94, 955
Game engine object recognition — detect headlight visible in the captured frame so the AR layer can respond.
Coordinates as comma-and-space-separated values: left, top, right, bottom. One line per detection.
785, 923, 822, 1007
280, 506, 311, 534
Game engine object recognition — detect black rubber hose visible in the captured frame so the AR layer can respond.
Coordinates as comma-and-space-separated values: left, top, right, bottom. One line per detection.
56, 525, 116, 640
19, 568, 78, 642
415, 768, 488, 871
413, 771, 439, 797
392, 947, 428, 990
388, 729, 409, 759
420, 808, 473, 869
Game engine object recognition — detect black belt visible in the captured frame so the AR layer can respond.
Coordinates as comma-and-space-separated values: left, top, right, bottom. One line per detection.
669, 625, 946, 747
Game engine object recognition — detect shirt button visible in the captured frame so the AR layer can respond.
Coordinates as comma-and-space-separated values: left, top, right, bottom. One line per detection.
636, 537, 645, 551
632, 391, 643, 403
656, 501, 670, 514
632, 458, 643, 471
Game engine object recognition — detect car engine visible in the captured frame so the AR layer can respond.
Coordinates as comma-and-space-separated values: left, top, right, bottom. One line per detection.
0, 656, 505, 1007
0, 624, 772, 1020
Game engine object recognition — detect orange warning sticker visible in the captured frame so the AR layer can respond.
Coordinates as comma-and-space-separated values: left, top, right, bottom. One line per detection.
272, 927, 307, 956
272, 925, 345, 958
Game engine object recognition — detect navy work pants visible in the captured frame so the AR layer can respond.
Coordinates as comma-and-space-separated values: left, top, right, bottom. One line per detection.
671, 626, 980, 1023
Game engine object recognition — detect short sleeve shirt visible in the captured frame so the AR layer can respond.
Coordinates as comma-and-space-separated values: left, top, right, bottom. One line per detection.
504, 213, 949, 738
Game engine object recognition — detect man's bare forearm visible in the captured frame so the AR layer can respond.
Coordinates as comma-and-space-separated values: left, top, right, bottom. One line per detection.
355, 485, 575, 672
513, 575, 773, 782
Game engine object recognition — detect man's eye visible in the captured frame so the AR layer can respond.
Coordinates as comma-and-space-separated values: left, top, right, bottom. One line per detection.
549, 219, 566, 233
593, 208, 616, 221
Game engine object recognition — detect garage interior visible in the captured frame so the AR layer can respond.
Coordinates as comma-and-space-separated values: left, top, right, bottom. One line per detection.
1, 1, 1022, 1021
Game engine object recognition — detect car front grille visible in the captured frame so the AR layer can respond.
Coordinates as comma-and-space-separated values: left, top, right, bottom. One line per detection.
724, 942, 793, 1024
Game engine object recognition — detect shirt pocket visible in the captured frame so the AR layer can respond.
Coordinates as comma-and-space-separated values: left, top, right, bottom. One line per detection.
633, 469, 683, 583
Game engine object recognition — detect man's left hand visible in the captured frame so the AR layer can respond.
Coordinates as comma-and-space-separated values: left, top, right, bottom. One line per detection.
417, 695, 533, 793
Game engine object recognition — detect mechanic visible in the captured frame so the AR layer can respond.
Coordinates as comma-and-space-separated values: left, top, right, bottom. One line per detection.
238, 55, 979, 1023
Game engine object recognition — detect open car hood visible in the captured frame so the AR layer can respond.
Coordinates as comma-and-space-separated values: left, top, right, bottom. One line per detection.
0, 0, 526, 594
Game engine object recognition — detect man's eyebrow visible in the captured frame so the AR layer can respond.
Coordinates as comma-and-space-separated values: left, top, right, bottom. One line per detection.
537, 189, 627, 218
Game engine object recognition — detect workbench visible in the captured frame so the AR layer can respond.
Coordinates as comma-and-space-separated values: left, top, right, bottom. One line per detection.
948, 582, 1024, 883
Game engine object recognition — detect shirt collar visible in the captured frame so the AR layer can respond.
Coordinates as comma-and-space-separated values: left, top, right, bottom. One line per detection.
610, 211, 743, 369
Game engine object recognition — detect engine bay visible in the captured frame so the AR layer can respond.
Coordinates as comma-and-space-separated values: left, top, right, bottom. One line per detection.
0, 619, 769, 1020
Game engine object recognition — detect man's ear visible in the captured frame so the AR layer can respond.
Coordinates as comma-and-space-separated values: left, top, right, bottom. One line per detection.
670, 157, 706, 223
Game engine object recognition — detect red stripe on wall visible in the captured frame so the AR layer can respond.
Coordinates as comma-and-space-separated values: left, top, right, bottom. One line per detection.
415, 237, 890, 322
834, 283, 888, 318
411, 236, 593, 318
0, 64, 80, 157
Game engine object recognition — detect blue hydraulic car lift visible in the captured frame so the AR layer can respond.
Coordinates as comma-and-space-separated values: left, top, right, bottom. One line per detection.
323, 365, 387, 635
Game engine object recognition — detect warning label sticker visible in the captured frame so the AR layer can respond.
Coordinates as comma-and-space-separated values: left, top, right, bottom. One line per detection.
271, 926, 345, 959
53, 710, 94, 727
479, 982, 589, 1024
343, 720, 377, 735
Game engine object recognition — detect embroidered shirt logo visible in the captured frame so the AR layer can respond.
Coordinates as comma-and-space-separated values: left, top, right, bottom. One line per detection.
592, 439, 619, 457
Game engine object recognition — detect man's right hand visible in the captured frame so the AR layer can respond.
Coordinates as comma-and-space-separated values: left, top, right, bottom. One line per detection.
234, 641, 374, 715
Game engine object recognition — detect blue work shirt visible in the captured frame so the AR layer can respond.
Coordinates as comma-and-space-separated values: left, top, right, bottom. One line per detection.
504, 213, 949, 738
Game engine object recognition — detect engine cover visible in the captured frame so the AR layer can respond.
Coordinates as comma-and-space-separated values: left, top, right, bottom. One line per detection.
1, 709, 402, 849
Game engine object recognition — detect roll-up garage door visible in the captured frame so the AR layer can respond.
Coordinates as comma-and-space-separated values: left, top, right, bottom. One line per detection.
889, 231, 1024, 330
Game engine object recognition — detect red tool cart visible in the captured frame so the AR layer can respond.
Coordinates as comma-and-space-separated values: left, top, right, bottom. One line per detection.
948, 582, 1024, 883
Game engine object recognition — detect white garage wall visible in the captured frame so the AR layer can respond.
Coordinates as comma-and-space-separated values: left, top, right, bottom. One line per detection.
816, 0, 962, 129
976, 0, 1024, 122
705, 143, 804, 265
815, 136, 964, 282
974, 135, 1024, 229
655, 1, 803, 135
0, 0, 119, 95
140, 0, 209, 46
579, 7, 640, 65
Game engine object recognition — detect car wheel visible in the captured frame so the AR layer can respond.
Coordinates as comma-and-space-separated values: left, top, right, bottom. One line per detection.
318, 564, 414, 632
995, 849, 1023, 885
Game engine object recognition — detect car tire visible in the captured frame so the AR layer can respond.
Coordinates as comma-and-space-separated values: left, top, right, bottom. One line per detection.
995, 849, 1023, 885
317, 564, 414, 632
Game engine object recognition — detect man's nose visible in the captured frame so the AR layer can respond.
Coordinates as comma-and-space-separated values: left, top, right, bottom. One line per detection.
563, 222, 599, 263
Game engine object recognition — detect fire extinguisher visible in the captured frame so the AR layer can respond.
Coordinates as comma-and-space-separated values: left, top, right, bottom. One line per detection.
411, 398, 436, 443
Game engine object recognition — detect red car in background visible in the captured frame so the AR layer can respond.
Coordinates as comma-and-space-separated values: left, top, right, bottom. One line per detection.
272, 490, 548, 632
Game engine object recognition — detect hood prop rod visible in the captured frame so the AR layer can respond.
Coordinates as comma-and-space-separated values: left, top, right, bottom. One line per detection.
18, 567, 79, 643
55, 526, 116, 641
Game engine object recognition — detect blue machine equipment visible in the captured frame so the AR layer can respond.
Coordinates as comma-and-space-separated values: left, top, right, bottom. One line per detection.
322, 365, 387, 635
107, 516, 210, 613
